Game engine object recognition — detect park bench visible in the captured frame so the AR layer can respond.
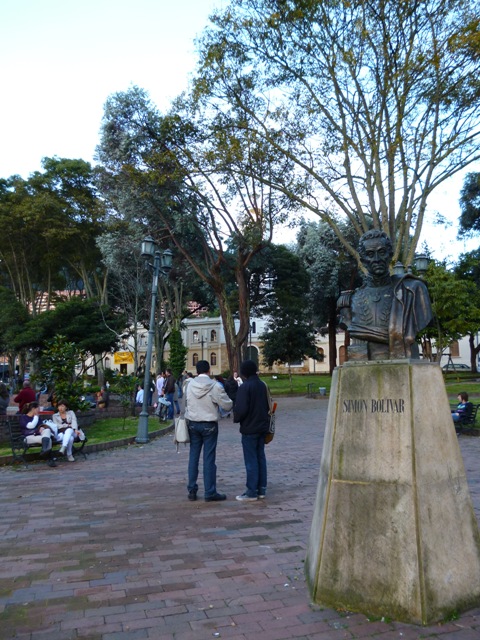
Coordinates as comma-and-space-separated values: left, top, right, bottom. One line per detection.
7, 414, 88, 465
451, 403, 480, 435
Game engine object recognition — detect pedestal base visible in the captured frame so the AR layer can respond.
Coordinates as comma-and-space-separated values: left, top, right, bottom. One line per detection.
305, 361, 480, 625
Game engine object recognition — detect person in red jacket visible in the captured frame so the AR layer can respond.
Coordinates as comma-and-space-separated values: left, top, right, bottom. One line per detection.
14, 380, 36, 413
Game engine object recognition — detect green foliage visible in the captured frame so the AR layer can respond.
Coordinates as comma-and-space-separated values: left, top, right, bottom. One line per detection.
39, 335, 89, 411
250, 244, 311, 317
455, 248, 480, 286
422, 261, 480, 359
0, 158, 106, 310
15, 297, 123, 357
114, 374, 138, 427
167, 328, 188, 379
261, 314, 319, 388
459, 172, 480, 236
0, 287, 30, 353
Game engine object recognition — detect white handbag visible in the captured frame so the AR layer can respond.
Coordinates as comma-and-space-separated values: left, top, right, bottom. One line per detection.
174, 416, 190, 451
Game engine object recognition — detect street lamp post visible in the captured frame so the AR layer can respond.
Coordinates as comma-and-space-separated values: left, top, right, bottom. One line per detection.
136, 236, 173, 444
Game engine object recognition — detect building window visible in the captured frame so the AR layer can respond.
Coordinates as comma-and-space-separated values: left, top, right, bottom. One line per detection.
317, 347, 325, 362
193, 331, 199, 343
193, 353, 199, 366
450, 341, 460, 357
251, 321, 256, 334
210, 329, 217, 342
288, 360, 304, 367
210, 352, 217, 366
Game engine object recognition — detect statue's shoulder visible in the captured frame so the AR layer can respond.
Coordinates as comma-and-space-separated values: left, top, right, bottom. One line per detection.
337, 289, 356, 308
392, 274, 428, 293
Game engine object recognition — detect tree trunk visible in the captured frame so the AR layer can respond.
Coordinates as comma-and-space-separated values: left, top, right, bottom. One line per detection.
469, 333, 479, 374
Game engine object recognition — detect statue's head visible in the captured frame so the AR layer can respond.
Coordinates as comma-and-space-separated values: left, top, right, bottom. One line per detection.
358, 230, 393, 278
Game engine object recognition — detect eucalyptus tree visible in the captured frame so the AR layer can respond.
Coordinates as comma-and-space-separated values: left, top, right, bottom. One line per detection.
97, 86, 295, 372
194, 0, 480, 268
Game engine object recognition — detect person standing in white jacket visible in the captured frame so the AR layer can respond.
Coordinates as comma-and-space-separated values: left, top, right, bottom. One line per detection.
184, 360, 232, 502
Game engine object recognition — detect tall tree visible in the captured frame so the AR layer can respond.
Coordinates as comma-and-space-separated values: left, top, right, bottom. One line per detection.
194, 0, 480, 267
96, 86, 293, 372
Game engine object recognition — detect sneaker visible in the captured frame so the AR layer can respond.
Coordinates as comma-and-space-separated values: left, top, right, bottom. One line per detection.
67, 455, 75, 462
236, 494, 258, 502
59, 445, 66, 455
188, 490, 197, 501
258, 493, 266, 499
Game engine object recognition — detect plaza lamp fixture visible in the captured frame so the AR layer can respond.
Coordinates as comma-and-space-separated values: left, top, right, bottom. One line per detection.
135, 236, 173, 444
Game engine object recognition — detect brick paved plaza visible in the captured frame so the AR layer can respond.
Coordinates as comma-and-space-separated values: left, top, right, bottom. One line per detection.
0, 396, 479, 639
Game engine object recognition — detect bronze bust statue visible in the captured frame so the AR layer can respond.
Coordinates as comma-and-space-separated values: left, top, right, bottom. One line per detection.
338, 230, 433, 361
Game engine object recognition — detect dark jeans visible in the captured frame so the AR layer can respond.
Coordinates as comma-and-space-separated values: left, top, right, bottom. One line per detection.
166, 392, 175, 419
241, 433, 267, 497
188, 421, 219, 498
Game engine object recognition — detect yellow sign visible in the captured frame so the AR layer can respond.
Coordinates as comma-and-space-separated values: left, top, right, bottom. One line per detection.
114, 351, 134, 365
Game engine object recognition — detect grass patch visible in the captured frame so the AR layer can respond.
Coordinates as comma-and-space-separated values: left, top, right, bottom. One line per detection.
0, 415, 169, 458
261, 373, 332, 395
444, 380, 480, 398
83, 415, 169, 444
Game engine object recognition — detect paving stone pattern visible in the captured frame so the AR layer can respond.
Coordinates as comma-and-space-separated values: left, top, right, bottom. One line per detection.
0, 396, 479, 640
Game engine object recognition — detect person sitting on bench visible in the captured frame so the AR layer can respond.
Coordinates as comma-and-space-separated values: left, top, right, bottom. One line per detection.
19, 401, 56, 466
52, 400, 84, 462
451, 392, 473, 424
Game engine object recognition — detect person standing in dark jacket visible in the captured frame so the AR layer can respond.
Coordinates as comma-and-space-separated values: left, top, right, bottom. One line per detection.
233, 360, 270, 502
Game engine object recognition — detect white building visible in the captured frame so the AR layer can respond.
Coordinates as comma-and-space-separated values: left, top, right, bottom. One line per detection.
108, 316, 345, 377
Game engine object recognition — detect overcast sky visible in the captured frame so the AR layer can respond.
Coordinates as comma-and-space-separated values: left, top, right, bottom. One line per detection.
0, 0, 478, 260
0, 0, 222, 178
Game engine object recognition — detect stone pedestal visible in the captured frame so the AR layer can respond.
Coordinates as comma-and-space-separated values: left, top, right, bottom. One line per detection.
305, 360, 480, 625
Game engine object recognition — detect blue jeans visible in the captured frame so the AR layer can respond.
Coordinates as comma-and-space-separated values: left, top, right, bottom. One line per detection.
241, 433, 267, 497
166, 392, 174, 419
188, 421, 219, 498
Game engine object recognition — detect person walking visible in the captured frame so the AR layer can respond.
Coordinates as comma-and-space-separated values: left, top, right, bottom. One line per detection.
184, 360, 232, 502
233, 360, 270, 502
